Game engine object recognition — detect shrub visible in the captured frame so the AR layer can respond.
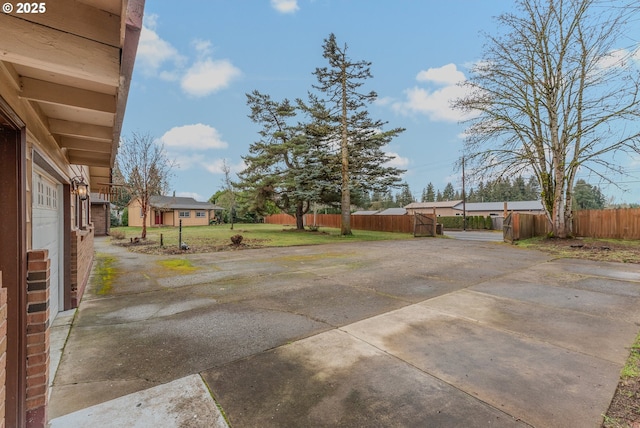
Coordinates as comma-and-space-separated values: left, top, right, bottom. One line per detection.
110, 230, 125, 240
485, 216, 493, 230
230, 234, 243, 245
121, 207, 129, 227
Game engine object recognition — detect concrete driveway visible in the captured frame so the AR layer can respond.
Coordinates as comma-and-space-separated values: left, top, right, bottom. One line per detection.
49, 236, 640, 427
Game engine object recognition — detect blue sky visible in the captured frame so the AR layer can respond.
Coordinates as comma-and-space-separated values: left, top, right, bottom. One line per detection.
121, 0, 640, 204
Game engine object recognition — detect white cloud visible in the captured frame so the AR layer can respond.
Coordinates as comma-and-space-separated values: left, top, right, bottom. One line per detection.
271, 0, 299, 13
416, 63, 465, 86
171, 153, 205, 170
160, 124, 229, 150
202, 158, 246, 175
393, 63, 476, 122
176, 191, 206, 202
385, 152, 410, 168
136, 14, 241, 97
181, 59, 242, 97
192, 39, 213, 57
137, 15, 184, 77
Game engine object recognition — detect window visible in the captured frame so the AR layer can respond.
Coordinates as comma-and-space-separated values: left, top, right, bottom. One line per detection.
179, 211, 190, 218
195, 211, 206, 218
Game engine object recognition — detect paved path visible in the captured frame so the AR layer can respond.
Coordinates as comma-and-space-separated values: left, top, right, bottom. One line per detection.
49, 236, 640, 427
445, 229, 505, 241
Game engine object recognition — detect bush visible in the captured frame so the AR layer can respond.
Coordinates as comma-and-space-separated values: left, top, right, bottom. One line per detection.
230, 234, 243, 245
121, 208, 129, 227
110, 211, 120, 227
485, 216, 493, 230
110, 230, 125, 240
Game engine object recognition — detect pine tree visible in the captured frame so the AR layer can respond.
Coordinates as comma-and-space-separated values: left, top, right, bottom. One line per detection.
312, 33, 405, 235
442, 182, 455, 201
237, 91, 319, 230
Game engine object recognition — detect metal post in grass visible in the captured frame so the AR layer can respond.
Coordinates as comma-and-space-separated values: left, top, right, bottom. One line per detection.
160, 233, 163, 247
179, 219, 182, 250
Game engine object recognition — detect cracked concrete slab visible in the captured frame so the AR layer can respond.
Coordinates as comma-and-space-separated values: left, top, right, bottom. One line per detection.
49, 236, 640, 427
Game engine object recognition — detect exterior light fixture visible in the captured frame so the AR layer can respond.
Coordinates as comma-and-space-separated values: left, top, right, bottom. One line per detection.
72, 176, 89, 201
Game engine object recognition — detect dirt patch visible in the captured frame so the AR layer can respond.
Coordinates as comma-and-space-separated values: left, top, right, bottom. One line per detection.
517, 237, 640, 264
115, 239, 266, 255
603, 334, 640, 428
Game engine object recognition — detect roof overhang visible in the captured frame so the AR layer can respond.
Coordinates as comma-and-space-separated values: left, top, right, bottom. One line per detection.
0, 0, 144, 191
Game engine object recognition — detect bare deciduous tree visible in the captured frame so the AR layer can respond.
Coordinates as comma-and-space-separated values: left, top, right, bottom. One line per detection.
454, 0, 640, 237
117, 132, 174, 239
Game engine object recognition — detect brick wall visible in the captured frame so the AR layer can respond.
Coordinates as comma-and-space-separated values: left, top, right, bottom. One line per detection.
25, 250, 50, 428
70, 227, 94, 308
0, 274, 7, 428
91, 203, 109, 236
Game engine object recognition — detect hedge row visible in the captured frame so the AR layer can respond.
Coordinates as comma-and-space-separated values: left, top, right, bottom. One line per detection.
437, 216, 493, 230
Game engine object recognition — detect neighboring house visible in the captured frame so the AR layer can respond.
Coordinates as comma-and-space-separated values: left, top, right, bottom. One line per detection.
128, 196, 224, 227
405, 200, 545, 217
463, 201, 545, 216
0, 2, 143, 427
352, 210, 381, 215
376, 207, 407, 215
404, 200, 463, 216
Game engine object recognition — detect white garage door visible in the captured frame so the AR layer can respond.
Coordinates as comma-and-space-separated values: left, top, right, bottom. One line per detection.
32, 168, 63, 320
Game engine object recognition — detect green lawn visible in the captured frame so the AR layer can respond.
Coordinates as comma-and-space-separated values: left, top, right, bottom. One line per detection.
110, 223, 414, 250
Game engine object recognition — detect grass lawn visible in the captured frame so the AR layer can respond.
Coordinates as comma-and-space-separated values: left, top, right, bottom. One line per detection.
110, 223, 414, 254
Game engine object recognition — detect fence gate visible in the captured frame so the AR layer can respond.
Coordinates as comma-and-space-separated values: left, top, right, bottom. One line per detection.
503, 212, 514, 243
414, 213, 436, 237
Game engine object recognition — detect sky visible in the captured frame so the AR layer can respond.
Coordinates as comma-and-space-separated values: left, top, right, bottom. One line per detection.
121, 0, 640, 205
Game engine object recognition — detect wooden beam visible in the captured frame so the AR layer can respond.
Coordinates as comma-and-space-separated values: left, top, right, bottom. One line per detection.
112, 0, 145, 163
0, 14, 120, 87
67, 151, 111, 168
16, 0, 120, 47
21, 78, 116, 113
58, 137, 112, 154
0, 61, 20, 91
49, 119, 113, 142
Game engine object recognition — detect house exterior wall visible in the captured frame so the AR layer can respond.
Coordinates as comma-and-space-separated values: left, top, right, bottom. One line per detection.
126, 199, 148, 228
127, 199, 214, 227
170, 210, 211, 226
91, 203, 110, 236
25, 250, 50, 428
406, 207, 460, 217
1, 70, 95, 428
70, 229, 94, 308
1, 282, 7, 428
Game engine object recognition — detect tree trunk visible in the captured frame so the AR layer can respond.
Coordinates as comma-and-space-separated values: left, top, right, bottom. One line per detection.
340, 62, 352, 236
295, 200, 305, 230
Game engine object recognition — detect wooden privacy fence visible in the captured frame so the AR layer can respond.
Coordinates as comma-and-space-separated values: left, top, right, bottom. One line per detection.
265, 213, 436, 234
503, 213, 552, 242
574, 208, 640, 239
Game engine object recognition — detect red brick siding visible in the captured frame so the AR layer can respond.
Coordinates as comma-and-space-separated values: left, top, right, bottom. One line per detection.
25, 250, 50, 428
70, 228, 94, 308
0, 275, 6, 428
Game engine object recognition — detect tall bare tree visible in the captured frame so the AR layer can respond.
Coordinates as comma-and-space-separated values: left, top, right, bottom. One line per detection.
454, 0, 640, 237
117, 132, 173, 239
220, 159, 237, 230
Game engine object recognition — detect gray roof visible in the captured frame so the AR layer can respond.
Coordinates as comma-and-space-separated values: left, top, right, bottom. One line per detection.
149, 195, 222, 210
376, 208, 407, 215
404, 200, 463, 209
458, 200, 545, 212
352, 210, 380, 215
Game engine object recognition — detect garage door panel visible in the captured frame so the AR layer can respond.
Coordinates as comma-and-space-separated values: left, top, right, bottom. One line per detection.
33, 169, 62, 319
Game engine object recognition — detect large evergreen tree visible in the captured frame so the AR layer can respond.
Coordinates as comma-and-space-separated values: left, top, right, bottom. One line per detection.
237, 91, 319, 230
312, 33, 405, 235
